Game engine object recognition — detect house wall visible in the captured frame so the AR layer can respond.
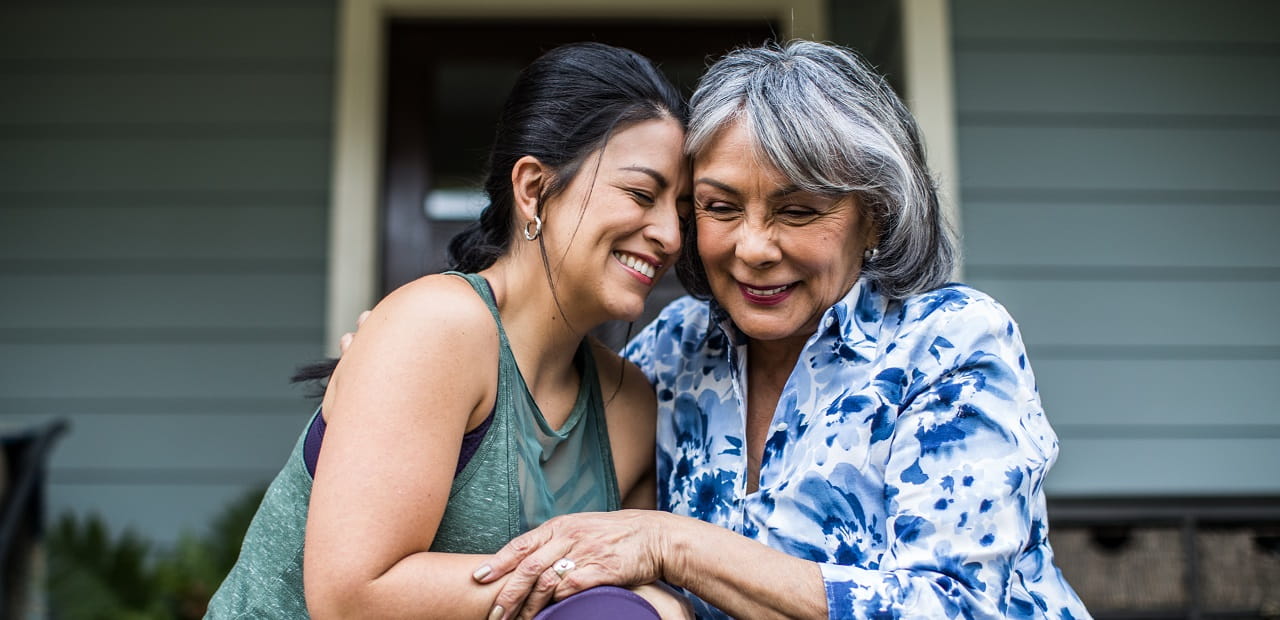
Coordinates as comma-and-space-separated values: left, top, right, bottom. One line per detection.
0, 2, 335, 545
951, 0, 1280, 495
6, 0, 1277, 551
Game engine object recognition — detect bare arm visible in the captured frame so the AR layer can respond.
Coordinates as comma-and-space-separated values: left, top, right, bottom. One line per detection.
304, 275, 507, 619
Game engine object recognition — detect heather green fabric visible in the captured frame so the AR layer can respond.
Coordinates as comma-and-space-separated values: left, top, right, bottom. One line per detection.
204, 420, 314, 619
205, 272, 619, 618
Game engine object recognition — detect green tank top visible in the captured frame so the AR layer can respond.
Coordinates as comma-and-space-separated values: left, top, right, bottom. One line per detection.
205, 272, 620, 618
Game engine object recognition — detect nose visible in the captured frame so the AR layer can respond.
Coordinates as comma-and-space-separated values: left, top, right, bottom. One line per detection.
644, 200, 683, 257
734, 218, 781, 268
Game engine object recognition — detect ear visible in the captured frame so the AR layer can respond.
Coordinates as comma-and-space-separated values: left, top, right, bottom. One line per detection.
853, 196, 880, 249
510, 155, 548, 222
864, 223, 881, 251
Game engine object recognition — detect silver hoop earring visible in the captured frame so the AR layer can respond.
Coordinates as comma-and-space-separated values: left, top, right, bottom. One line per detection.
523, 215, 542, 241
863, 246, 878, 262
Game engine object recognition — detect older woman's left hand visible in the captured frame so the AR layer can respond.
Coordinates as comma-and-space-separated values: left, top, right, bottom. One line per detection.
472, 509, 671, 620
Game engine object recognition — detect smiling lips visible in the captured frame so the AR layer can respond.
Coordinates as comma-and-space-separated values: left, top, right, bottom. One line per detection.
613, 251, 660, 283
739, 281, 795, 305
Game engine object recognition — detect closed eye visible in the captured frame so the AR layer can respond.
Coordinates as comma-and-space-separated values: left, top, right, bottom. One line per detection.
697, 201, 739, 216
778, 206, 822, 223
626, 189, 655, 205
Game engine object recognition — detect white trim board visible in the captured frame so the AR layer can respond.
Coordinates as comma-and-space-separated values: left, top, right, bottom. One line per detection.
903, 0, 962, 279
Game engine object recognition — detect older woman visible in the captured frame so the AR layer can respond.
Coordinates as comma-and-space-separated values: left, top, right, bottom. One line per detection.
475, 41, 1089, 620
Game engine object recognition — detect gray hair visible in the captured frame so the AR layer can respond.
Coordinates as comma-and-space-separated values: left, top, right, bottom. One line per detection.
677, 40, 955, 300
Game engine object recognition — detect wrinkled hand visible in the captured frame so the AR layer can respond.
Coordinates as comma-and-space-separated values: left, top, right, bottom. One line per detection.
338, 310, 370, 355
472, 510, 669, 620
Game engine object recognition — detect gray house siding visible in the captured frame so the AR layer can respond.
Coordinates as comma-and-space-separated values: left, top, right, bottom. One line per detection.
5, 0, 1277, 551
952, 0, 1280, 495
0, 3, 334, 546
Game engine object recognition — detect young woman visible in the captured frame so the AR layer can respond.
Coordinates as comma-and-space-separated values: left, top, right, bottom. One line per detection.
206, 42, 692, 619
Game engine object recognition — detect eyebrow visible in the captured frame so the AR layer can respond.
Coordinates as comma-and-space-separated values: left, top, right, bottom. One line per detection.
769, 184, 802, 200
621, 166, 669, 190
695, 178, 802, 200
694, 177, 737, 196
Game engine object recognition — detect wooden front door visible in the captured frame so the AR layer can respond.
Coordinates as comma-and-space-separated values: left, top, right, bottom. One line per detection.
379, 19, 776, 345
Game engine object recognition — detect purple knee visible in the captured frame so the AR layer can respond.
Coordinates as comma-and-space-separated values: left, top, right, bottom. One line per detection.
532, 586, 660, 620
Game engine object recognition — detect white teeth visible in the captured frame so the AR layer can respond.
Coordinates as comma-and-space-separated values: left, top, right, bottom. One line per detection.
613, 252, 656, 279
746, 284, 789, 296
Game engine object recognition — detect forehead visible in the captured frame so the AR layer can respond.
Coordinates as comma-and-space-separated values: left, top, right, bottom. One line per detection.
598, 117, 686, 165
692, 119, 788, 187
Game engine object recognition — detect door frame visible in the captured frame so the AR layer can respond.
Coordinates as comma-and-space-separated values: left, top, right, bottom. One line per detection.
326, 0, 958, 352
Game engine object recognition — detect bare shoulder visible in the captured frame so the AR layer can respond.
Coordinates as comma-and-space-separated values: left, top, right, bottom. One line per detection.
323, 273, 499, 420
371, 273, 497, 343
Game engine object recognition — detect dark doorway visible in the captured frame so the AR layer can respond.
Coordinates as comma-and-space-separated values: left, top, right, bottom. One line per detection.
379, 19, 777, 345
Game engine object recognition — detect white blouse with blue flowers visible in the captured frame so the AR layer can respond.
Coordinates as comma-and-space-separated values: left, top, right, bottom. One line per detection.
624, 278, 1090, 619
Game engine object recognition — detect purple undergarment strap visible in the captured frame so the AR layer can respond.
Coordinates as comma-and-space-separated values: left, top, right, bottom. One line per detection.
302, 411, 326, 477
302, 409, 495, 479
303, 276, 502, 480
532, 586, 660, 620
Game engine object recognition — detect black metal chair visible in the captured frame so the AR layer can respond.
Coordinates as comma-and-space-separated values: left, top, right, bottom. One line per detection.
0, 419, 69, 620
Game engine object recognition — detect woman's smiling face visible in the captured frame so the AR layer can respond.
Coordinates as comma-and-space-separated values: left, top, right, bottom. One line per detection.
540, 117, 690, 324
693, 118, 873, 347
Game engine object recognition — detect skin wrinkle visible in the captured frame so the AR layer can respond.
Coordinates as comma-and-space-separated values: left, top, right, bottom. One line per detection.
694, 118, 873, 356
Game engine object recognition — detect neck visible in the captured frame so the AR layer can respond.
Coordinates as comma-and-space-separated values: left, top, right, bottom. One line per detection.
481, 250, 592, 390
746, 332, 809, 390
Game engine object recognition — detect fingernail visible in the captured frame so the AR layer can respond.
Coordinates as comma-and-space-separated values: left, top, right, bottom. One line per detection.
473, 564, 492, 581
488, 605, 504, 620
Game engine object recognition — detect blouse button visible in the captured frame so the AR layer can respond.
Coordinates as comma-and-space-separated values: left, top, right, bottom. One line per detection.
774, 422, 789, 433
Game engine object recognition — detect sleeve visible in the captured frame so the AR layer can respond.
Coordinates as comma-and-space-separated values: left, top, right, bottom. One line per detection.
820, 299, 1059, 619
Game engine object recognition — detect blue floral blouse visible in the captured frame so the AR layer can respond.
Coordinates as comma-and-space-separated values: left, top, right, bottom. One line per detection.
624, 278, 1089, 619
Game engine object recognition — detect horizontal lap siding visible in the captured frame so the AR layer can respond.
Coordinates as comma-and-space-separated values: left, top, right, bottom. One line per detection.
1050, 439, 1280, 495
0, 273, 324, 329
2, 412, 308, 473
964, 200, 1280, 268
0, 1, 334, 546
952, 0, 1280, 496
1032, 359, 1280, 429
966, 280, 1280, 348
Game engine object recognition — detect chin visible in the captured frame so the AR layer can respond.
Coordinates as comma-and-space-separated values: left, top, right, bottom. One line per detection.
731, 314, 808, 344
599, 294, 646, 324
609, 304, 646, 324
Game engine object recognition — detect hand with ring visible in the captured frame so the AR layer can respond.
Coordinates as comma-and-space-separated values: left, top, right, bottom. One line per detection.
552, 558, 576, 579
471, 510, 672, 620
